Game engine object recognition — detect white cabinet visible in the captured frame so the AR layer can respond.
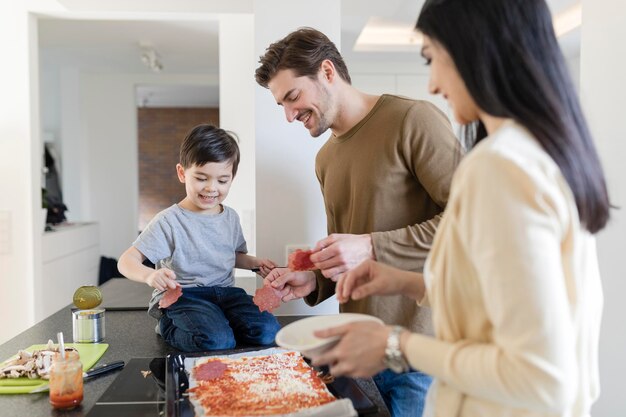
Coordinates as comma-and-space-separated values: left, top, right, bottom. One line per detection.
37, 223, 99, 321
234, 269, 257, 295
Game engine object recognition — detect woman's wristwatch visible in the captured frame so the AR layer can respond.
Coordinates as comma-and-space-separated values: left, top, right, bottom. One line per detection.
384, 325, 410, 373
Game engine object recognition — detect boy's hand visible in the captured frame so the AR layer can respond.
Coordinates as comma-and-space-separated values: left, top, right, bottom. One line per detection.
146, 268, 178, 292
255, 258, 277, 278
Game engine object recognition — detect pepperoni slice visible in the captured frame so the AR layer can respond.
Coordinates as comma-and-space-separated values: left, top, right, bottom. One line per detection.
194, 360, 228, 381
287, 249, 316, 271
158, 285, 182, 308
253, 284, 282, 313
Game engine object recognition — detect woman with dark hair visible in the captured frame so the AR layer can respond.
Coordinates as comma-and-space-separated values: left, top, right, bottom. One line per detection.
308, 0, 610, 416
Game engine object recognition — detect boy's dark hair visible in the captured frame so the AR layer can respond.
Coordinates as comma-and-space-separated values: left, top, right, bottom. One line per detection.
255, 27, 351, 88
179, 124, 240, 177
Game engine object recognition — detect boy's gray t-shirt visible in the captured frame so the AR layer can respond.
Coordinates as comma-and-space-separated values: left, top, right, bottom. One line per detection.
133, 204, 247, 318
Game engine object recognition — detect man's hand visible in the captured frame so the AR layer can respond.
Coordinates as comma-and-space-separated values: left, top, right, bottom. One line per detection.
265, 268, 317, 302
145, 268, 178, 292
310, 234, 375, 280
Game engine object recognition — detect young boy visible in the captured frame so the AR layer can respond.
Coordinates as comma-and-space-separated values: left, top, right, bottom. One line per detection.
118, 124, 280, 352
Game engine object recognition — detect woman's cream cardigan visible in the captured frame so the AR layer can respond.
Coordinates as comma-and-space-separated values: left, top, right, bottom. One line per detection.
408, 121, 602, 417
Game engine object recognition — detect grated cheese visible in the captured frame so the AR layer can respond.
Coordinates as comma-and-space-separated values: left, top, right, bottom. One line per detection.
188, 351, 336, 416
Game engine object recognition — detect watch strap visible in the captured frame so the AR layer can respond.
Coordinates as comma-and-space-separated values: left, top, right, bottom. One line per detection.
384, 325, 409, 373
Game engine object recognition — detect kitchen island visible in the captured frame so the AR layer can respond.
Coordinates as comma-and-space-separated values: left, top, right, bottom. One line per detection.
0, 279, 391, 417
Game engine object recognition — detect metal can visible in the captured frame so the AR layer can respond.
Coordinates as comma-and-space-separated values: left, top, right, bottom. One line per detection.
72, 308, 105, 343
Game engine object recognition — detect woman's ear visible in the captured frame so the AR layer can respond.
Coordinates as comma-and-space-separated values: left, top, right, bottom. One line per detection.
176, 163, 186, 183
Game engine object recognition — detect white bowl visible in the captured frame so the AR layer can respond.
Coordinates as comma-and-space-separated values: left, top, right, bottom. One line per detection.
275, 313, 384, 358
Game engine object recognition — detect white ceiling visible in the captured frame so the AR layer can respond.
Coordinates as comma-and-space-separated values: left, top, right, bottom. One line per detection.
341, 0, 581, 62
39, 19, 219, 74
39, 19, 220, 107
38, 0, 581, 107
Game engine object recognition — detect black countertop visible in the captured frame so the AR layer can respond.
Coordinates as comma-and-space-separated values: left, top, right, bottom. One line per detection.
0, 280, 390, 417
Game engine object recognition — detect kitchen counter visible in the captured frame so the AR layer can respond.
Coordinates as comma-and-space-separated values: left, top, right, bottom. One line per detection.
0, 280, 391, 417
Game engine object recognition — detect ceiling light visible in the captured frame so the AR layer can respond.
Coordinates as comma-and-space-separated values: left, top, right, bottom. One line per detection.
354, 2, 582, 52
354, 17, 422, 52
554, 2, 582, 37
139, 42, 163, 73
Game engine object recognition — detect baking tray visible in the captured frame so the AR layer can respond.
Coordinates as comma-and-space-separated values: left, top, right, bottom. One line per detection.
165, 347, 378, 417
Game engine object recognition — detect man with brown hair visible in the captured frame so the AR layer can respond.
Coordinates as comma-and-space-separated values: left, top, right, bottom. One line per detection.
256, 27, 462, 417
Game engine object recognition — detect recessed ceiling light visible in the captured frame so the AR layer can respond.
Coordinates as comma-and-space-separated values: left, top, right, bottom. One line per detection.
354, 17, 422, 52
553, 3, 582, 37
354, 2, 582, 52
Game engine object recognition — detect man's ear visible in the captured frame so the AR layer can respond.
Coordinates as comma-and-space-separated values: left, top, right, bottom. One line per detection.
176, 164, 186, 183
320, 59, 336, 83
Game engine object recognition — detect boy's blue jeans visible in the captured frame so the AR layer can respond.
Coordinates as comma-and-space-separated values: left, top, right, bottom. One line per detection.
373, 369, 432, 417
159, 286, 280, 352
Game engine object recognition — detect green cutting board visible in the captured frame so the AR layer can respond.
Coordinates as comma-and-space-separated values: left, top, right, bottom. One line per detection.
0, 343, 108, 394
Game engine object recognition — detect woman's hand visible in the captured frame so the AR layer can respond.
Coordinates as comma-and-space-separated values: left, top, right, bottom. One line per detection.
336, 259, 425, 303
310, 321, 390, 378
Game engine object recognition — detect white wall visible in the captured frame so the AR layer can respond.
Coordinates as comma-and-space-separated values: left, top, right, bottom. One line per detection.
581, 0, 626, 415
350, 69, 456, 139
348, 61, 451, 118
219, 14, 258, 289
254, 0, 340, 315
566, 54, 581, 93
77, 73, 219, 258
219, 14, 256, 255
40, 64, 61, 142
59, 67, 89, 222
80, 73, 138, 257
0, 0, 71, 344
0, 4, 38, 344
